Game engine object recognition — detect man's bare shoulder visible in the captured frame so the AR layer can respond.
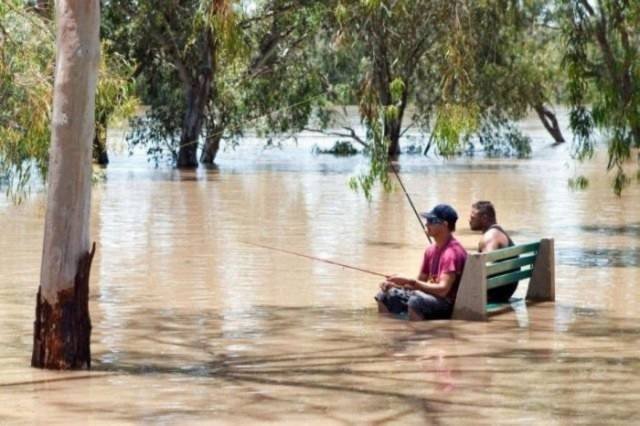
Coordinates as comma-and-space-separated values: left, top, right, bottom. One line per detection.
481, 227, 509, 251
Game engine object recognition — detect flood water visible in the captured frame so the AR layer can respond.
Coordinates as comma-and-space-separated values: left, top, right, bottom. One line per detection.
2, 113, 640, 424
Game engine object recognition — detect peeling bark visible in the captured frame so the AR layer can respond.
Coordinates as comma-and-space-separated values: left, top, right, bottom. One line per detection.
32, 243, 95, 369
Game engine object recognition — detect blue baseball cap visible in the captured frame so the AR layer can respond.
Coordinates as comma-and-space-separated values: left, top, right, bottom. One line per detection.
420, 204, 458, 225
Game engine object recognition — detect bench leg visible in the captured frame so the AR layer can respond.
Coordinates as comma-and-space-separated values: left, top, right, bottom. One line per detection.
526, 238, 555, 301
452, 254, 488, 321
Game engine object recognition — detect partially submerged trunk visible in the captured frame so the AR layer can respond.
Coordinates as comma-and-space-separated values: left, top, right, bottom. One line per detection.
369, 27, 408, 159
93, 118, 109, 165
385, 116, 402, 158
177, 78, 210, 168
200, 125, 223, 165
383, 88, 408, 159
32, 0, 100, 370
533, 103, 565, 144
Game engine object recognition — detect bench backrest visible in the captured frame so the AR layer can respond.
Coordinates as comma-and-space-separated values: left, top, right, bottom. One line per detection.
452, 238, 555, 321
485, 241, 539, 290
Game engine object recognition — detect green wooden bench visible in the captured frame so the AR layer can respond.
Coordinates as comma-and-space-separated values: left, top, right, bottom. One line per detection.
452, 238, 555, 321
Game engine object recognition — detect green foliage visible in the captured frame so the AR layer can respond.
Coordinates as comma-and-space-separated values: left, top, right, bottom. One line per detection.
348, 105, 393, 200
0, 1, 137, 202
561, 0, 640, 195
433, 104, 480, 156
475, 119, 532, 158
95, 45, 138, 153
0, 0, 53, 200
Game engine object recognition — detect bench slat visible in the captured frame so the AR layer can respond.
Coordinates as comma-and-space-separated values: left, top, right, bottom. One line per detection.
486, 253, 538, 275
487, 269, 533, 289
485, 242, 540, 262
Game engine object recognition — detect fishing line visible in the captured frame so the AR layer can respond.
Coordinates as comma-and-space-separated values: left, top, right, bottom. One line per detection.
390, 163, 432, 244
242, 241, 390, 279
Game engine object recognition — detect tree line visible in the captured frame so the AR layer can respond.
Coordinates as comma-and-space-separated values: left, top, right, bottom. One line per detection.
1, 1, 638, 197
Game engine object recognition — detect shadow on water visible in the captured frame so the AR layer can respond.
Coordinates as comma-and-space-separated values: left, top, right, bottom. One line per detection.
558, 247, 640, 268
579, 223, 640, 237
4, 305, 640, 423
80, 305, 639, 422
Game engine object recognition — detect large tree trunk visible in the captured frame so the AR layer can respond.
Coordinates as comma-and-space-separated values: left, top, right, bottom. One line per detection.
177, 31, 213, 169
32, 0, 99, 370
369, 21, 408, 159
533, 103, 565, 144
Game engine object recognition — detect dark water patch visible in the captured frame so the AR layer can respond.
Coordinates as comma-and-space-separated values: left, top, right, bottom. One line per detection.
578, 223, 640, 237
557, 247, 640, 268
391, 162, 521, 174
364, 239, 415, 250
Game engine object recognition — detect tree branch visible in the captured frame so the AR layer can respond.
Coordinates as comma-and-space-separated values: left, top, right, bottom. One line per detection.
399, 122, 416, 138
157, 11, 192, 91
578, 0, 595, 17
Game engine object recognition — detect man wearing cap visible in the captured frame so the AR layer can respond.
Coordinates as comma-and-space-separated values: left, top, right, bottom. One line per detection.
375, 204, 468, 321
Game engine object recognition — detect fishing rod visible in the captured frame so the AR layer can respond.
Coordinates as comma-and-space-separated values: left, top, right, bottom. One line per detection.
390, 163, 432, 244
242, 241, 390, 279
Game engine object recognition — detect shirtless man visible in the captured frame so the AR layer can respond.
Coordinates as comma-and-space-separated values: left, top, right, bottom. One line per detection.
469, 201, 517, 303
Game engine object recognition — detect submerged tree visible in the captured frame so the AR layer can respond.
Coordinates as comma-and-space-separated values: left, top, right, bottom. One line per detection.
106, 0, 327, 168
463, 0, 566, 150
93, 48, 137, 165
328, 1, 547, 194
561, 0, 640, 194
32, 0, 99, 369
329, 0, 454, 158
324, 0, 564, 164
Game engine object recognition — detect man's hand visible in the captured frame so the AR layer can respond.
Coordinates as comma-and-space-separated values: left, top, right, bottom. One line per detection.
380, 276, 416, 291
388, 276, 415, 287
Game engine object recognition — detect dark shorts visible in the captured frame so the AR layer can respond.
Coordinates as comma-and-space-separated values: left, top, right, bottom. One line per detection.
487, 282, 518, 303
375, 288, 453, 320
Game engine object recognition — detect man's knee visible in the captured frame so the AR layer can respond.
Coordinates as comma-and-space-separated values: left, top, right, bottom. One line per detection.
408, 293, 451, 320
376, 298, 390, 313
407, 294, 425, 311
408, 306, 424, 321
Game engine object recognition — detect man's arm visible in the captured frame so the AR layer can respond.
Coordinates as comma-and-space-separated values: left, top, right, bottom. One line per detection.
406, 271, 456, 299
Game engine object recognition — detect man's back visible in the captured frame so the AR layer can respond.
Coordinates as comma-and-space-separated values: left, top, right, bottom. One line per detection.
483, 224, 518, 303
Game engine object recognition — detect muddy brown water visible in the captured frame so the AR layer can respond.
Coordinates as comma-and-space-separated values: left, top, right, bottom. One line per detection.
2, 117, 640, 424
